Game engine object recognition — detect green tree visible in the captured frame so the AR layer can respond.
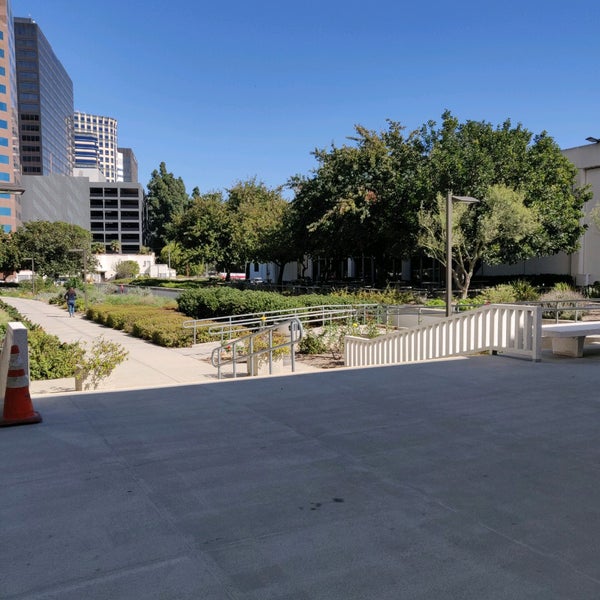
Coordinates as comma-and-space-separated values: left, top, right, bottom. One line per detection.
291, 112, 588, 287
0, 230, 19, 277
422, 111, 588, 259
225, 179, 291, 279
171, 191, 233, 273
160, 241, 204, 276
418, 185, 539, 297
146, 162, 190, 252
289, 122, 429, 283
13, 221, 94, 279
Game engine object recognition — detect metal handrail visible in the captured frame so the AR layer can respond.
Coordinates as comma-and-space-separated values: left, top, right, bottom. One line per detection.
210, 318, 304, 379
184, 304, 378, 344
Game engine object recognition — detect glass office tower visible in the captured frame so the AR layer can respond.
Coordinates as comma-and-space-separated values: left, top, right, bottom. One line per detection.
14, 17, 73, 176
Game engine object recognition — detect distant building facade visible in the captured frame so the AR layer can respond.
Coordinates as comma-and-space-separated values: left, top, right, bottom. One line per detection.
0, 0, 23, 232
117, 147, 137, 183
20, 173, 89, 228
14, 17, 74, 177
90, 182, 144, 253
73, 111, 118, 182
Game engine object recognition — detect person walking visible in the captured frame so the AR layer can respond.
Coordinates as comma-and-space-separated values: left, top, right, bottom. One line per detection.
64, 287, 77, 317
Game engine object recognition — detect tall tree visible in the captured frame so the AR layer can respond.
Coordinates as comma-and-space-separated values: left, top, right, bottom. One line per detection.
171, 191, 234, 273
225, 179, 290, 275
418, 185, 539, 297
13, 221, 94, 279
145, 162, 190, 252
289, 122, 430, 283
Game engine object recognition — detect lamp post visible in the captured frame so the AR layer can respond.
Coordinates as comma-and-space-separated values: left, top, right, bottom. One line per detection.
23, 257, 34, 295
446, 192, 480, 317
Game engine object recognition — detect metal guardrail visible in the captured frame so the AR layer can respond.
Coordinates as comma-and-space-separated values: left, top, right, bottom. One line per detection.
516, 299, 600, 323
210, 318, 304, 379
183, 304, 379, 344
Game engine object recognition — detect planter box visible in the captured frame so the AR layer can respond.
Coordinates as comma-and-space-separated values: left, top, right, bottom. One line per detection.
247, 354, 290, 376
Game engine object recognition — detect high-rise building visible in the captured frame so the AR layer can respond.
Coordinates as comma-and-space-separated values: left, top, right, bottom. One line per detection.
73, 111, 118, 182
117, 147, 138, 183
14, 17, 73, 177
0, 0, 23, 232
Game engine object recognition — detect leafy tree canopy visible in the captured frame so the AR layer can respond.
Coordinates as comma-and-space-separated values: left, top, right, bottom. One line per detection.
289, 111, 589, 286
418, 185, 540, 297
0, 230, 19, 277
13, 221, 94, 279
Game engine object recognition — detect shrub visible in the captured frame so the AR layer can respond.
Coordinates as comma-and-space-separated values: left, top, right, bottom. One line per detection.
298, 331, 327, 354
114, 260, 140, 279
539, 286, 586, 320
74, 336, 128, 390
510, 279, 540, 301
27, 329, 79, 380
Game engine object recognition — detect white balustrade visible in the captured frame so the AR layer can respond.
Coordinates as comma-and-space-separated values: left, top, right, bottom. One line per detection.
344, 304, 541, 367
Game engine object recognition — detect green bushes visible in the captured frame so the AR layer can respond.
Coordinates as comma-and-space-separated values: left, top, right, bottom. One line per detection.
178, 287, 296, 319
539, 284, 586, 320
26, 329, 79, 380
86, 304, 194, 347
177, 287, 371, 320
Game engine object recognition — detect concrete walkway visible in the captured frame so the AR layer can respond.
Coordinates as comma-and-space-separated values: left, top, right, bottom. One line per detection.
3, 349, 600, 598
0, 296, 318, 394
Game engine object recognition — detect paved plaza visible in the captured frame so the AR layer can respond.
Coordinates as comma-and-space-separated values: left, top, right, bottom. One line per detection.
2, 297, 600, 598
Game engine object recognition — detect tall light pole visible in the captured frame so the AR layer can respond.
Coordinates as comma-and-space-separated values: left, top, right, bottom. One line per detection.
23, 257, 34, 295
446, 192, 480, 317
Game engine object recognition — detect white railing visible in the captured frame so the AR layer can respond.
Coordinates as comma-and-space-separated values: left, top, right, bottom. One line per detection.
344, 304, 542, 367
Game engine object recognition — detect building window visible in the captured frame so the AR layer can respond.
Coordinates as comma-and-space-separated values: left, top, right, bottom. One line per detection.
0, 206, 10, 216
0, 120, 7, 129
0, 155, 9, 164
0, 102, 6, 112
0, 172, 10, 181
0, 67, 5, 76
0, 85, 6, 94
0, 138, 8, 146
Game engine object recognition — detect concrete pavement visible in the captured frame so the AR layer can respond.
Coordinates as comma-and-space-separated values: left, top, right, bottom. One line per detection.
0, 296, 318, 394
4, 296, 600, 598
2, 352, 600, 598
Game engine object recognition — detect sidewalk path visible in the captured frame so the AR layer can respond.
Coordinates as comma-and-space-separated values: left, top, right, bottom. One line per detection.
1, 296, 318, 394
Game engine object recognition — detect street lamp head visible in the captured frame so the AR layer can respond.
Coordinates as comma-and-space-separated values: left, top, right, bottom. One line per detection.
586, 137, 600, 144
451, 195, 480, 205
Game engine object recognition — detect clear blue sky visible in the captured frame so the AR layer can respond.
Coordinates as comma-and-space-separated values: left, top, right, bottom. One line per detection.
11, 0, 600, 197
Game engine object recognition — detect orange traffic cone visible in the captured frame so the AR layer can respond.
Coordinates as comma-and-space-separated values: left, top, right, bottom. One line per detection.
0, 344, 42, 427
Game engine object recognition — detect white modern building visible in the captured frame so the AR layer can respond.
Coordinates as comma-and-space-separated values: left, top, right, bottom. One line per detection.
93, 253, 175, 281
73, 111, 118, 182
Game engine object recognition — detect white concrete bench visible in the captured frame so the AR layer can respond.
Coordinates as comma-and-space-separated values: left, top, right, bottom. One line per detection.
542, 322, 600, 357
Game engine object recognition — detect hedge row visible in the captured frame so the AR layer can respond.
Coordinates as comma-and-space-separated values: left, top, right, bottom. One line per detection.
177, 287, 356, 320
86, 304, 196, 347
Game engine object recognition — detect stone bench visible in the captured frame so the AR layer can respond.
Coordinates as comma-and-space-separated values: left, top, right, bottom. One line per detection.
542, 322, 600, 357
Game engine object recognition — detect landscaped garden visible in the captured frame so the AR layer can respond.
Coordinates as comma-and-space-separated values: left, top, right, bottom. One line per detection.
1, 277, 597, 381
